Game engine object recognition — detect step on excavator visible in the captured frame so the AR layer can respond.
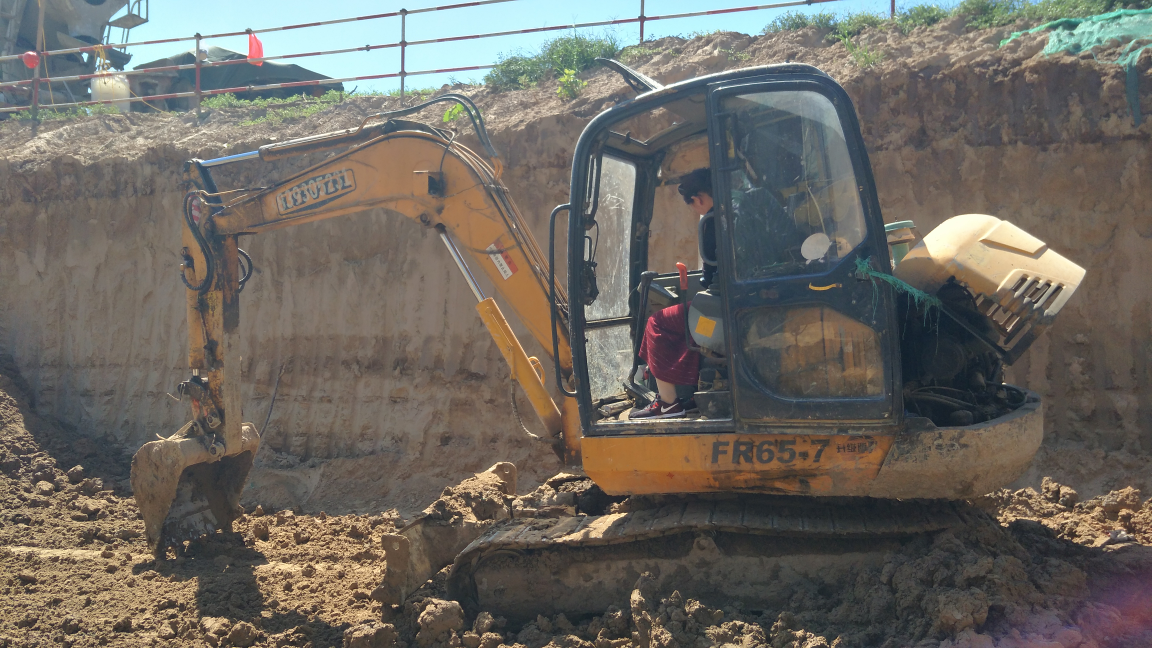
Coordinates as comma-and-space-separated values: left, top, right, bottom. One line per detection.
130, 61, 1085, 621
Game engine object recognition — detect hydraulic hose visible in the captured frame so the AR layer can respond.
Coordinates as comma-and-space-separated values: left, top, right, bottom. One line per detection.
180, 193, 252, 294
238, 247, 253, 292
180, 193, 214, 294
373, 93, 499, 162
906, 392, 973, 411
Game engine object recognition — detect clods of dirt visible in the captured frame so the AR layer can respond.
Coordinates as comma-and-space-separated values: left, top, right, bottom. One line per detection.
0, 366, 404, 647
0, 360, 1150, 647
989, 480, 1152, 547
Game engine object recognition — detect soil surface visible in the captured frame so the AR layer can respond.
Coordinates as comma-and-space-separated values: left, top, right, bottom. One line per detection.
2, 370, 1150, 648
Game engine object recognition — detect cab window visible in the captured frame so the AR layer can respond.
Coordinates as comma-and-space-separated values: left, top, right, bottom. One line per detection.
722, 91, 867, 281
583, 154, 637, 403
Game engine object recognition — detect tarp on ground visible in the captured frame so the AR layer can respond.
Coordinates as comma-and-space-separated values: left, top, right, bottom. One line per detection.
1002, 8, 1152, 125
134, 46, 343, 97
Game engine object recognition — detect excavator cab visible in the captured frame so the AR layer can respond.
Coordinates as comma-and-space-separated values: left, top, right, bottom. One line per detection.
565, 64, 1082, 498
569, 65, 896, 427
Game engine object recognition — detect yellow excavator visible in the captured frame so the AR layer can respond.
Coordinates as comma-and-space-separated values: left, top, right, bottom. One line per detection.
131, 61, 1085, 620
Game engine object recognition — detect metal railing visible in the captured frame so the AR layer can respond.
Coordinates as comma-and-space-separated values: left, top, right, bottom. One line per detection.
0, 0, 844, 118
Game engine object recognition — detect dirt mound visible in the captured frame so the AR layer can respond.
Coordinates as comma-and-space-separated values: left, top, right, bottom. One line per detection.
0, 367, 403, 646
991, 479, 1152, 547
391, 479, 1152, 648
0, 363, 140, 548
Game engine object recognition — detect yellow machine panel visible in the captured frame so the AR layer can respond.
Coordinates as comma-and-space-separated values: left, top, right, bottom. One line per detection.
582, 433, 894, 496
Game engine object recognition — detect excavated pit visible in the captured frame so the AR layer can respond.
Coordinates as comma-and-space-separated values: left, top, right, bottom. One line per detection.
0, 17, 1150, 648
0, 369, 1150, 647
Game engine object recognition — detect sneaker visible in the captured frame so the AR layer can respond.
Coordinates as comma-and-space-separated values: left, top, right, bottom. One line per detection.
629, 398, 686, 420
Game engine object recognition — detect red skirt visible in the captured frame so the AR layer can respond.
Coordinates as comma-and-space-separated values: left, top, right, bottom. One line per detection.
639, 303, 700, 386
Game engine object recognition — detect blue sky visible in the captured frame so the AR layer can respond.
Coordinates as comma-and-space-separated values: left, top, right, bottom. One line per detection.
112, 0, 904, 93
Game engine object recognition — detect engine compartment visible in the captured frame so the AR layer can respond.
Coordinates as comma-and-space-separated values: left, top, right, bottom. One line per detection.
898, 282, 1028, 428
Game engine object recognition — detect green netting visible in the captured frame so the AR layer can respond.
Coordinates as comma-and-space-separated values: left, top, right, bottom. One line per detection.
854, 257, 943, 324
1002, 8, 1152, 125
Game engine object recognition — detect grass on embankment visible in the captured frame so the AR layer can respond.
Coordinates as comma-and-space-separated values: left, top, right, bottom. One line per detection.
482, 0, 1152, 83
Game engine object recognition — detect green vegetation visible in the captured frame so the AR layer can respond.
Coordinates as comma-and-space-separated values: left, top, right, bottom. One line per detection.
895, 4, 951, 31
764, 7, 928, 36
720, 48, 753, 62
764, 10, 888, 66
476, 0, 1152, 94
763, 10, 841, 33
485, 32, 620, 91
837, 12, 890, 36
6, 83, 453, 124
763, 0, 1151, 39
952, 0, 1022, 28
381, 86, 438, 102
197, 90, 346, 125
205, 87, 450, 124
442, 103, 465, 123
681, 29, 727, 39
618, 45, 663, 65
953, 0, 1150, 28
836, 29, 886, 67
197, 87, 436, 125
556, 69, 588, 100
200, 89, 346, 109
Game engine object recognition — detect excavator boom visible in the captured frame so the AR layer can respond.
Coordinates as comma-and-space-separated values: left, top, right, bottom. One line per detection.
132, 97, 578, 556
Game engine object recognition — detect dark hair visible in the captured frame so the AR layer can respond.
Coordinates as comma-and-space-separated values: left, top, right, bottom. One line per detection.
677, 167, 712, 204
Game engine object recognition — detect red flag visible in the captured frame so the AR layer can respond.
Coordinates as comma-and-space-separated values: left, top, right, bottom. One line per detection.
247, 31, 264, 66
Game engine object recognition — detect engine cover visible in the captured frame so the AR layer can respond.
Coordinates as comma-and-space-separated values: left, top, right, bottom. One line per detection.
894, 214, 1086, 363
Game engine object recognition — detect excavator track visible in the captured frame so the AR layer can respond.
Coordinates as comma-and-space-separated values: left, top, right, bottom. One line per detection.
446, 496, 969, 622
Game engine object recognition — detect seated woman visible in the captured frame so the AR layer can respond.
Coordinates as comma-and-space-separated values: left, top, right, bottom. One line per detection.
631, 168, 716, 420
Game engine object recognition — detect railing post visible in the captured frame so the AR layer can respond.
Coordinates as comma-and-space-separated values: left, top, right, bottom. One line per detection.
639, 0, 646, 44
399, 8, 407, 107
31, 0, 45, 122
30, 54, 40, 121
194, 33, 202, 116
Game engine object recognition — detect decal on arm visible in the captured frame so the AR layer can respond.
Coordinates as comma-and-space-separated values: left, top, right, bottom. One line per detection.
486, 235, 519, 280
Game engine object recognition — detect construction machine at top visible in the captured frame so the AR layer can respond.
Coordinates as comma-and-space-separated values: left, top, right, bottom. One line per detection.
1, 0, 146, 96
130, 61, 1085, 619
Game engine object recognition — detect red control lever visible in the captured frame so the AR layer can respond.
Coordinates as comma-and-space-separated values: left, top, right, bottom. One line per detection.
676, 262, 688, 292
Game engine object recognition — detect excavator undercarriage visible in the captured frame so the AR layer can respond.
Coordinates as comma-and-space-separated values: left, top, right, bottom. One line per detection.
371, 464, 974, 623
448, 496, 972, 623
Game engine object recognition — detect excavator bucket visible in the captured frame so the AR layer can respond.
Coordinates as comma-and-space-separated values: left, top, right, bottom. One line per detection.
131, 423, 260, 557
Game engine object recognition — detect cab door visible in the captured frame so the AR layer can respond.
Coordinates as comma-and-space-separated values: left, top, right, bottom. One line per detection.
706, 75, 901, 427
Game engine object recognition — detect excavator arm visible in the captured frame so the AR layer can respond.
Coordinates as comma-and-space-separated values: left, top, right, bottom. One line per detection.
196, 116, 574, 433
132, 97, 579, 557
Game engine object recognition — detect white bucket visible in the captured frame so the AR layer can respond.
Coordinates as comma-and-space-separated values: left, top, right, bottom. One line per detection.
90, 74, 131, 113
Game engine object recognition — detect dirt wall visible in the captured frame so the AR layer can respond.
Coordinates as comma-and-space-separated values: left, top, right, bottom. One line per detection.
0, 115, 568, 516
0, 22, 1149, 512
